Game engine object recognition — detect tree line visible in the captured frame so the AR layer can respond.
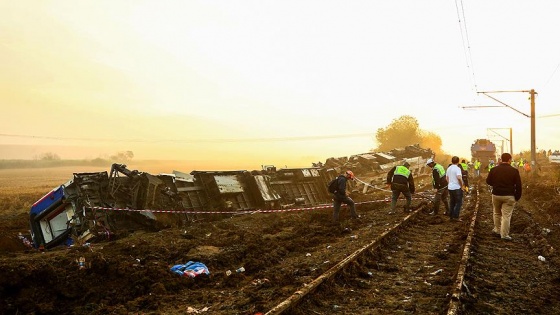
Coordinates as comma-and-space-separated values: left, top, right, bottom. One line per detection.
0, 151, 134, 169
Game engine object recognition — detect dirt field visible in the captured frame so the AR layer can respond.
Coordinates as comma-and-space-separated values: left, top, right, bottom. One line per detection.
1, 164, 560, 314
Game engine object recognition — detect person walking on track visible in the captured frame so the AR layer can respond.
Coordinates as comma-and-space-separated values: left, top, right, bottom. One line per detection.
486, 153, 522, 241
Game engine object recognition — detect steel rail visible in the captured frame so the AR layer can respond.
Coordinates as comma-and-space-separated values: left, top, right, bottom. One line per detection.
447, 185, 480, 314
266, 185, 480, 314
265, 205, 427, 315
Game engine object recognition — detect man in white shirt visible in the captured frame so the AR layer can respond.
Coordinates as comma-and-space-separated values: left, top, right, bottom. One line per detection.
446, 156, 464, 221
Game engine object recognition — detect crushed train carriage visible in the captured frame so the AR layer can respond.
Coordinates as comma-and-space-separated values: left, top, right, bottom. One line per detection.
29, 145, 433, 248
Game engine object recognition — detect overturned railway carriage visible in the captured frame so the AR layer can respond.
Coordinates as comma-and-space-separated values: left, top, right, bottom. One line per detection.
29, 165, 333, 248
30, 145, 433, 248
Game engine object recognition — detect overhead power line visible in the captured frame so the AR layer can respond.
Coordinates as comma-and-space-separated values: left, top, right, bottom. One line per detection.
455, 0, 478, 96
543, 62, 560, 88
539, 113, 560, 118
0, 132, 374, 144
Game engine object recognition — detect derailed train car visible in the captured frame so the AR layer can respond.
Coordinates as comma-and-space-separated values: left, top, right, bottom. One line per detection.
29, 145, 433, 248
29, 164, 333, 248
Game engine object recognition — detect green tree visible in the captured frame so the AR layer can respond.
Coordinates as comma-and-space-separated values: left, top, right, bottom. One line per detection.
375, 116, 422, 151
374, 115, 444, 156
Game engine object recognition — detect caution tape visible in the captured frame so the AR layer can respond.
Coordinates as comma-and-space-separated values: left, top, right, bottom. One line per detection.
354, 176, 434, 201
88, 205, 331, 215
354, 176, 392, 193
88, 195, 429, 215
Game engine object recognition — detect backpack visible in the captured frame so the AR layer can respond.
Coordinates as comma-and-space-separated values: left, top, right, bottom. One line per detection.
327, 177, 339, 193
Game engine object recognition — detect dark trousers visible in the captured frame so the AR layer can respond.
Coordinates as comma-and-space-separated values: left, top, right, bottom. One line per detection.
449, 189, 463, 219
391, 183, 412, 212
433, 187, 450, 214
333, 195, 357, 222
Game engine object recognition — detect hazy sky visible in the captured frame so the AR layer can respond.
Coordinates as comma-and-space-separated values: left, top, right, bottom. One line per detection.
1, 1, 559, 170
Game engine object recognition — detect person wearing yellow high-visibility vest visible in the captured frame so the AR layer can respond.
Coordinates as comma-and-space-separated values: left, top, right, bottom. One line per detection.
426, 158, 450, 215
488, 160, 495, 172
460, 159, 470, 193
386, 161, 415, 214
474, 159, 481, 177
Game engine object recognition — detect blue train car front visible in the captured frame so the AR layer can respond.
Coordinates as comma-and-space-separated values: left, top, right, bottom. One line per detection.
29, 183, 76, 249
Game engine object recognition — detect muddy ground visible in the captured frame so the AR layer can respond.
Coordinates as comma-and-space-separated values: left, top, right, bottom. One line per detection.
1, 165, 559, 314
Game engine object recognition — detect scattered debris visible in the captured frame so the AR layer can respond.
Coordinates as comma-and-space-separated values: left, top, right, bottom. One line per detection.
17, 233, 33, 248
251, 278, 270, 286
170, 261, 210, 278
76, 257, 87, 270
186, 306, 209, 313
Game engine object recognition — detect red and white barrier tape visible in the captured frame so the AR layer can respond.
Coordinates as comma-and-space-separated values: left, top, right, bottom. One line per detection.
88, 196, 429, 215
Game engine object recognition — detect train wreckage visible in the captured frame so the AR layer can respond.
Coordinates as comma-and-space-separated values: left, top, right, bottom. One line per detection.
29, 145, 433, 249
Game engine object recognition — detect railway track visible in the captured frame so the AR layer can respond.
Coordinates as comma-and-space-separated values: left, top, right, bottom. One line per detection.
264, 181, 560, 314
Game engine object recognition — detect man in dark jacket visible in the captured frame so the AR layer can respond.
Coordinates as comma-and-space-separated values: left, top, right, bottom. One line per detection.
332, 170, 358, 223
486, 153, 522, 241
426, 158, 450, 215
387, 161, 415, 213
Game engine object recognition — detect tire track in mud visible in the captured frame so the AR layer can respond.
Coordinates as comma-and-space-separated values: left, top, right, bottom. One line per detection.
269, 193, 477, 314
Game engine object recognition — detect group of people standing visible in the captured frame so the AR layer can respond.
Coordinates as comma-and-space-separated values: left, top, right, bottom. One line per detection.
427, 153, 522, 240
330, 152, 522, 241
426, 156, 465, 220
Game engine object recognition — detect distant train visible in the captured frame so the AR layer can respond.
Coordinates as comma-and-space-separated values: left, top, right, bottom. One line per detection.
471, 139, 497, 170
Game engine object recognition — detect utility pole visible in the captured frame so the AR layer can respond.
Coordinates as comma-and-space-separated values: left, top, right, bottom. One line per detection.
463, 89, 538, 175
487, 127, 513, 156
530, 89, 537, 169
510, 127, 513, 156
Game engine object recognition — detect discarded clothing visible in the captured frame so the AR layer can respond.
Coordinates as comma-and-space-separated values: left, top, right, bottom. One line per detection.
170, 261, 210, 278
